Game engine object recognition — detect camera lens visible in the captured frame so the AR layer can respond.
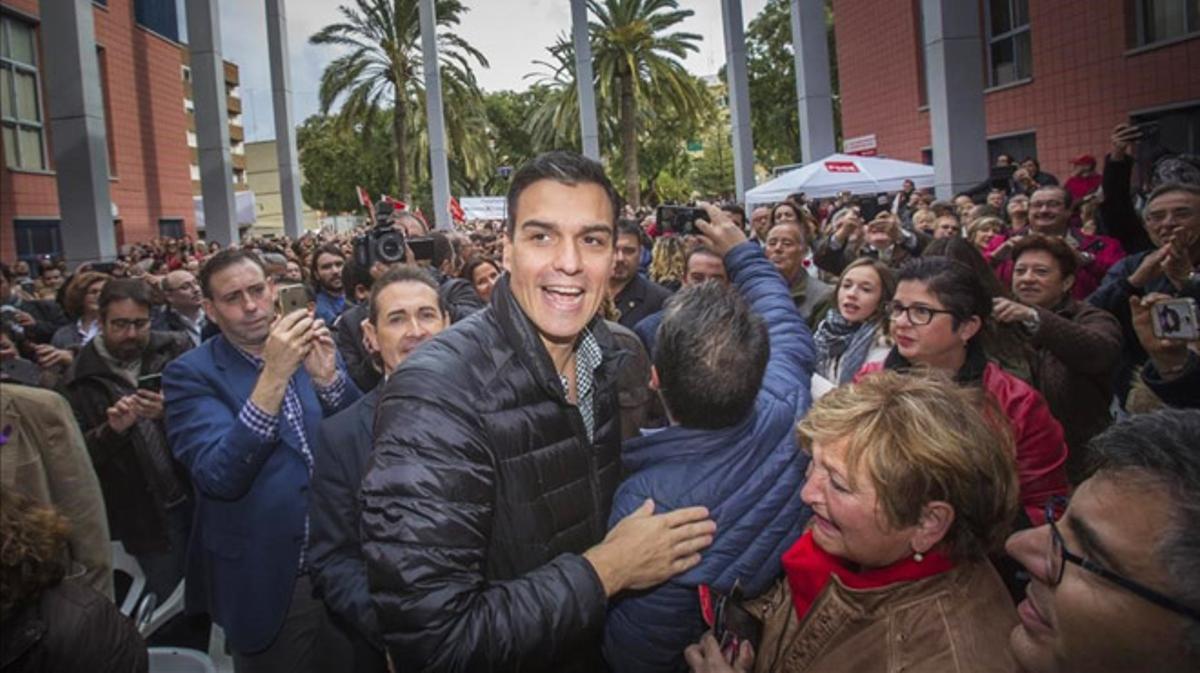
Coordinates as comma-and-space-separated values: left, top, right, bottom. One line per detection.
376, 231, 406, 264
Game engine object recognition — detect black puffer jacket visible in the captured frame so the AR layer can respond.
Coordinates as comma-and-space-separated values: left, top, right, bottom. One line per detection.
361, 274, 621, 673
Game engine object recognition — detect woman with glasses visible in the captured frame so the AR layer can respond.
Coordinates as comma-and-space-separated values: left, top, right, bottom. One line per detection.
810, 258, 896, 397
685, 373, 1021, 673
857, 257, 1069, 527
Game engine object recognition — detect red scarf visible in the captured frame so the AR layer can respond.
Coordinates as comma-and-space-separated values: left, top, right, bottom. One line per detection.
781, 530, 955, 621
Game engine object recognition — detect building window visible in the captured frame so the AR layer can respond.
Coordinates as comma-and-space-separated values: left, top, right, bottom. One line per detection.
184, 97, 194, 113
186, 130, 197, 148
1133, 0, 1200, 46
97, 46, 117, 176
988, 131, 1037, 165
13, 219, 62, 260
181, 65, 191, 82
1132, 104, 1200, 156
158, 218, 185, 239
189, 163, 200, 181
1, 15, 47, 170
985, 0, 1032, 87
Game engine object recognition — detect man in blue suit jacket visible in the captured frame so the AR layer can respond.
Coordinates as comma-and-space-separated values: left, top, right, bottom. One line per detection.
165, 249, 359, 673
603, 205, 815, 672
309, 265, 451, 673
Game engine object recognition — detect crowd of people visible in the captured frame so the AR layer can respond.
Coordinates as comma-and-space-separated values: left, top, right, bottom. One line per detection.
0, 121, 1198, 673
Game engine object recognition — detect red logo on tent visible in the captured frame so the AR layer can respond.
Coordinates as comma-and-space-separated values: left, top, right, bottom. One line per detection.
824, 161, 860, 173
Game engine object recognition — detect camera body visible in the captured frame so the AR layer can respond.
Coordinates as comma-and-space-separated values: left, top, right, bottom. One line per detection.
353, 223, 408, 269
1151, 297, 1199, 341
656, 205, 709, 237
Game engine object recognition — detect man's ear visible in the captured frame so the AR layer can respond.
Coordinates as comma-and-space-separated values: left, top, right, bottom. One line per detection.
202, 299, 217, 325
957, 315, 982, 344
361, 319, 379, 355
649, 365, 661, 391
1061, 273, 1076, 297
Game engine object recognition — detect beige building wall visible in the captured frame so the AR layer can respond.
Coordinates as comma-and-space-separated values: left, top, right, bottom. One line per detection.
245, 140, 320, 236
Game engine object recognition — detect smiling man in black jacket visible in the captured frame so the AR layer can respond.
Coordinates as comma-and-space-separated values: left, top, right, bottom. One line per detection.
361, 151, 716, 672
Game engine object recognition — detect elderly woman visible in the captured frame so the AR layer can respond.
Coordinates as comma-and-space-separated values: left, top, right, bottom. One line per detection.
686, 372, 1020, 673
811, 258, 895, 395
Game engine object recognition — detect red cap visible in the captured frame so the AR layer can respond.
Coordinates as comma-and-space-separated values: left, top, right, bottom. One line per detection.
1071, 154, 1096, 166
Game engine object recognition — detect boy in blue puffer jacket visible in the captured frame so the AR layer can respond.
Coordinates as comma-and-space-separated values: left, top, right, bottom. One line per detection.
603, 203, 815, 672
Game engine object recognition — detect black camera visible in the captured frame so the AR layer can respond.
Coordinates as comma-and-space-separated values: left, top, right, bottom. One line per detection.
353, 223, 408, 268
656, 205, 709, 236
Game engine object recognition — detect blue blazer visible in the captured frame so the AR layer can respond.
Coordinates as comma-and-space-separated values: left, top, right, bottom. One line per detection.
603, 243, 815, 673
163, 334, 359, 654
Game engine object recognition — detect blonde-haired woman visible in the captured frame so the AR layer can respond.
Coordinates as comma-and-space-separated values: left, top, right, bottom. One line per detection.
649, 235, 688, 292
686, 372, 1020, 673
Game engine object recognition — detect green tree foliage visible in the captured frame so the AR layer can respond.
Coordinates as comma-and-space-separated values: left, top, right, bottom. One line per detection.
310, 0, 490, 203
691, 118, 736, 200
745, 0, 840, 170
297, 112, 394, 213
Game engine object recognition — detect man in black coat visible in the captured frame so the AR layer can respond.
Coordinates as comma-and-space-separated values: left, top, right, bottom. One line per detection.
309, 265, 451, 673
61, 279, 193, 601
610, 219, 672, 329
360, 152, 716, 672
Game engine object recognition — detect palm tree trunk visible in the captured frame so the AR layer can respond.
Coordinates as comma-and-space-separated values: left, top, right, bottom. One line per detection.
394, 101, 411, 202
618, 73, 640, 209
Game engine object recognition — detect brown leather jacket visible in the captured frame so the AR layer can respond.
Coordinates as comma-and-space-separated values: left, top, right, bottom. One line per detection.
746, 560, 1018, 673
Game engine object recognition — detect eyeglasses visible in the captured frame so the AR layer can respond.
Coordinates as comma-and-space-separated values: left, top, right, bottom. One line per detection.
1029, 200, 1065, 209
108, 318, 151, 332
1045, 497, 1200, 622
884, 301, 956, 326
1144, 207, 1196, 225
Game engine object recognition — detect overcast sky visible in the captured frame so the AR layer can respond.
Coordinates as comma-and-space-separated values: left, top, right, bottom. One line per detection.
216, 0, 770, 143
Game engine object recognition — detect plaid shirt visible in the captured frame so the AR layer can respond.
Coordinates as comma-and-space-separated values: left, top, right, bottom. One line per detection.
236, 349, 346, 573
558, 328, 603, 444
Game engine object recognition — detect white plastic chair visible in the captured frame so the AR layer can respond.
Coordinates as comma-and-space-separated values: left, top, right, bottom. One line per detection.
110, 541, 187, 638
111, 541, 149, 620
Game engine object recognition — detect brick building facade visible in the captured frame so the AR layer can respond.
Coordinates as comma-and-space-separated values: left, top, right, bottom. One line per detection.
0, 0, 226, 264
833, 0, 1199, 182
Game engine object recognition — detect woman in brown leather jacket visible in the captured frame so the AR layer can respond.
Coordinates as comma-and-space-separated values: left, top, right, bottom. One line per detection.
686, 372, 1021, 673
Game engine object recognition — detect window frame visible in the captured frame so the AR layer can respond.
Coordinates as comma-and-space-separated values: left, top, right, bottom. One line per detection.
13, 218, 63, 261
983, 0, 1033, 89
0, 13, 49, 171
1131, 0, 1200, 49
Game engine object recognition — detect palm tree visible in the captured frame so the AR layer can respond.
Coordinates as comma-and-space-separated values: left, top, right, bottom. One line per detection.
310, 0, 488, 202
588, 0, 706, 208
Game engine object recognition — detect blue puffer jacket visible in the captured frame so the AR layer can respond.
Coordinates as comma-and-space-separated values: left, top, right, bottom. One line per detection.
602, 241, 815, 673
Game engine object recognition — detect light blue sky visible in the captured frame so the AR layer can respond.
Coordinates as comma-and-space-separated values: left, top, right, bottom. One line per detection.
216, 0, 770, 143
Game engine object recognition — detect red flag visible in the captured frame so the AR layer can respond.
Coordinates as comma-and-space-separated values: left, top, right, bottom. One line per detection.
356, 186, 371, 208
449, 196, 466, 223
382, 195, 407, 211
412, 207, 428, 230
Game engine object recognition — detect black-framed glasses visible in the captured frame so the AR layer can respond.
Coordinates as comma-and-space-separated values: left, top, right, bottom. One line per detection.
1045, 497, 1200, 622
884, 301, 957, 326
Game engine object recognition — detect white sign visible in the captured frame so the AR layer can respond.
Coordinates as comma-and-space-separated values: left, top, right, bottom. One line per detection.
843, 134, 878, 156
460, 196, 507, 221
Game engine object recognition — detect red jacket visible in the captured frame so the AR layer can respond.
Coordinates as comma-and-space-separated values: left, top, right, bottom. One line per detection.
857, 356, 1069, 525
984, 229, 1125, 300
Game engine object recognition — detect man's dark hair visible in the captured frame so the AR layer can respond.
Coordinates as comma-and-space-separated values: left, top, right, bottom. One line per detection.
1146, 181, 1200, 210
1021, 156, 1040, 169
199, 248, 265, 299
1085, 409, 1200, 660
684, 245, 722, 270
99, 278, 153, 319
896, 257, 993, 331
654, 282, 769, 429
1010, 234, 1079, 279
342, 257, 373, 299
310, 243, 345, 281
368, 265, 447, 325
505, 151, 621, 239
429, 231, 454, 269
616, 219, 644, 248
929, 200, 957, 218
1033, 184, 1073, 209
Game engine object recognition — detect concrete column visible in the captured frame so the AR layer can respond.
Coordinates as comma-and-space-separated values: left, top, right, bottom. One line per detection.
721, 0, 755, 204
789, 0, 836, 162
185, 0, 238, 245
419, 0, 452, 230
922, 0, 988, 198
570, 0, 600, 161
266, 0, 303, 239
39, 0, 116, 265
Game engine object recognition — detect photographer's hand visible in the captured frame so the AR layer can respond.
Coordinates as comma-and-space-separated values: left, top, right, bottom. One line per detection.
693, 202, 748, 257
1110, 123, 1141, 161
1129, 293, 1190, 379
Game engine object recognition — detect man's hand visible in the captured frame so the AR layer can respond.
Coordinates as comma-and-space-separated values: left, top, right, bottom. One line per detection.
34, 344, 73, 369
1110, 122, 1141, 162
106, 395, 139, 433
993, 297, 1037, 324
834, 211, 863, 244
303, 320, 338, 387
684, 632, 753, 673
989, 237, 1018, 264
1128, 245, 1171, 289
12, 310, 35, 327
1130, 293, 1191, 378
130, 389, 164, 421
261, 309, 316, 382
694, 202, 748, 257
1162, 237, 1194, 291
583, 499, 715, 597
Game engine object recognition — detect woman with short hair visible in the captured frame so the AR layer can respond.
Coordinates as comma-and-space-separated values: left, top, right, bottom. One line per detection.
686, 373, 1020, 673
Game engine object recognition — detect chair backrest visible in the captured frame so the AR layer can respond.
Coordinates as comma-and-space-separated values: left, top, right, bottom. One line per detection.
110, 541, 146, 618
147, 647, 217, 673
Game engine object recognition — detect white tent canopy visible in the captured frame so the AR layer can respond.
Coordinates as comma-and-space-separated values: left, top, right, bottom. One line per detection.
745, 153, 935, 204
